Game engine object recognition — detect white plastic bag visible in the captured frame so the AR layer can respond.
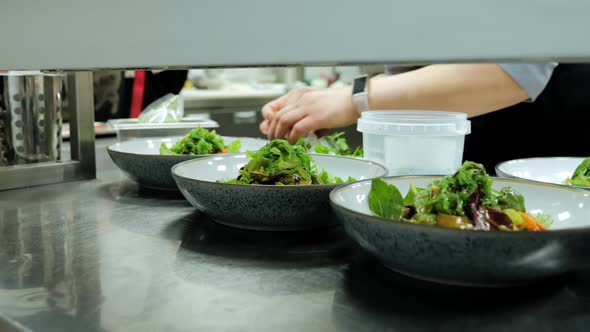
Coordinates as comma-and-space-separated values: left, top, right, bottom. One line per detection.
137, 93, 184, 123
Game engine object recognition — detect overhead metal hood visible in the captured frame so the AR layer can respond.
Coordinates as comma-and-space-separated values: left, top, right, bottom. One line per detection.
1, 0, 588, 71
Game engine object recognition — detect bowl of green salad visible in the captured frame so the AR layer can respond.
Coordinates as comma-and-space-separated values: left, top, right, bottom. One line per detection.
171, 139, 387, 230
496, 156, 590, 189
107, 127, 268, 190
331, 161, 590, 286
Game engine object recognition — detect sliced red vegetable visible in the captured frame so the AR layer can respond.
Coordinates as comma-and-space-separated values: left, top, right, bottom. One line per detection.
485, 207, 514, 229
468, 187, 490, 231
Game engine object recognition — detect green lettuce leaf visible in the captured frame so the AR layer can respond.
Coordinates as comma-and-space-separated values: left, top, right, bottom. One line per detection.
572, 157, 590, 179
226, 139, 356, 185
159, 143, 176, 155
311, 131, 364, 157
225, 140, 241, 153
314, 142, 330, 154
565, 157, 590, 187
534, 213, 554, 228
570, 177, 590, 187
162, 127, 229, 155
496, 187, 526, 212
368, 178, 404, 220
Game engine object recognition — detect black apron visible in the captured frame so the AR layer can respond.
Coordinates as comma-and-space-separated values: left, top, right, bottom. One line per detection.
464, 64, 590, 174
94, 70, 188, 122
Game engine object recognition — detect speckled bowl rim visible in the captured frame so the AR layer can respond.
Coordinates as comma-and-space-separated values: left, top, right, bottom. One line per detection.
495, 156, 589, 191
171, 153, 388, 189
330, 175, 590, 236
106, 136, 269, 160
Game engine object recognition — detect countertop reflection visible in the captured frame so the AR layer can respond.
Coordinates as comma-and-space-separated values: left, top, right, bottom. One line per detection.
1, 138, 590, 332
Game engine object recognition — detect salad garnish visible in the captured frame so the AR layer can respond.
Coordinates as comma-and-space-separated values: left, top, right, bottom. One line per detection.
160, 127, 240, 155
368, 161, 552, 231
564, 157, 590, 187
225, 139, 355, 185
296, 131, 363, 157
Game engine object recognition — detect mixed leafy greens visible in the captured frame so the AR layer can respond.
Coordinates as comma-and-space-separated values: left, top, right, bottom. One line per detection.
564, 157, 590, 187
296, 131, 363, 157
225, 139, 355, 185
160, 127, 241, 155
369, 161, 552, 231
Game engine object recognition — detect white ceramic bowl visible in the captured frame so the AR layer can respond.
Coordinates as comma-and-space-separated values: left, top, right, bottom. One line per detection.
496, 157, 588, 189
172, 154, 388, 230
331, 176, 590, 286
107, 136, 268, 190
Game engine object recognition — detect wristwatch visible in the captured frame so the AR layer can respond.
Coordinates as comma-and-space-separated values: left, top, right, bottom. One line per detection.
352, 75, 370, 115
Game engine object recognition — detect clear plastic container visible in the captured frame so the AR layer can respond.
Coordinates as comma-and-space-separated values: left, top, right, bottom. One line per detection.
108, 118, 219, 141
357, 111, 471, 175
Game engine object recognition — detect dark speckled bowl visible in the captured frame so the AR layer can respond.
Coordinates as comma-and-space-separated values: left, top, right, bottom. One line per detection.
172, 154, 387, 231
330, 176, 590, 286
107, 136, 268, 191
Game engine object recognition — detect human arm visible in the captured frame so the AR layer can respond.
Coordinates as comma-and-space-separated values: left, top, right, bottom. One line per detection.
261, 63, 556, 143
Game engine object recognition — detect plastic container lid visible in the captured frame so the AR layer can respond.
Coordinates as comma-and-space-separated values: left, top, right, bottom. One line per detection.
357, 110, 471, 136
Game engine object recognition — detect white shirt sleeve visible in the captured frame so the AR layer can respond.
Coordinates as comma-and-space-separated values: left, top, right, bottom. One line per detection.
499, 63, 558, 101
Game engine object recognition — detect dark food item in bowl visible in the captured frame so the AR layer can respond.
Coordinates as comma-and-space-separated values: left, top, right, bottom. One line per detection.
369, 161, 552, 232
225, 139, 355, 185
564, 156, 590, 187
160, 127, 241, 155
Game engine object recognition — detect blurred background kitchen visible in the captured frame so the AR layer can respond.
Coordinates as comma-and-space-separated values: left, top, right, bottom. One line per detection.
91, 66, 382, 143
0, 66, 373, 179
70, 64, 590, 168
3, 63, 590, 176
3, 63, 590, 177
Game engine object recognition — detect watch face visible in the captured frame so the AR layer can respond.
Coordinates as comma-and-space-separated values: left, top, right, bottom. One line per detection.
353, 76, 367, 94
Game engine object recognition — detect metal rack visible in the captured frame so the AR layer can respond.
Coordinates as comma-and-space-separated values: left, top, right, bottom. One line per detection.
0, 72, 95, 190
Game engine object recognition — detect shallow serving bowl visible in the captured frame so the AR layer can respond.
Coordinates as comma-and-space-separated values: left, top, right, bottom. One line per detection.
496, 157, 588, 189
107, 136, 267, 190
172, 154, 387, 231
330, 176, 590, 286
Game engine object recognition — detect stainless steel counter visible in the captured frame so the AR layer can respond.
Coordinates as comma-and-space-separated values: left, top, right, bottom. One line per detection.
1, 138, 590, 332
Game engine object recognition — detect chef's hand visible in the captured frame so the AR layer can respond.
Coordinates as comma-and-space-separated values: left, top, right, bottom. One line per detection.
260, 87, 314, 136
260, 87, 359, 143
